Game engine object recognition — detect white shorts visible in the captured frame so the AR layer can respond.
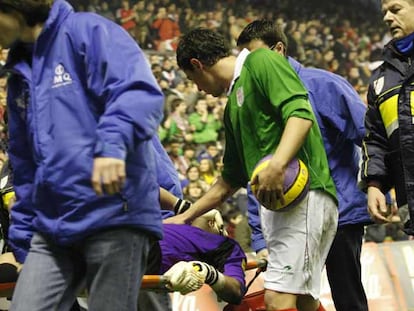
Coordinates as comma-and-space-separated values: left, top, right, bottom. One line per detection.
260, 190, 338, 299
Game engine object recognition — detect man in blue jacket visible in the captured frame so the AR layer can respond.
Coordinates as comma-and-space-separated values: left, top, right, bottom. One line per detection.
237, 20, 372, 311
0, 0, 164, 310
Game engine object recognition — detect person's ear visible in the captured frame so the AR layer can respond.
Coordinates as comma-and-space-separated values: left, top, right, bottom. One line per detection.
207, 219, 215, 229
190, 58, 203, 71
274, 41, 286, 56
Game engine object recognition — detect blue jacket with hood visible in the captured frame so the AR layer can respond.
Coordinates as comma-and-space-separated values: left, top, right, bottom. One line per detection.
5, 0, 164, 262
248, 57, 371, 253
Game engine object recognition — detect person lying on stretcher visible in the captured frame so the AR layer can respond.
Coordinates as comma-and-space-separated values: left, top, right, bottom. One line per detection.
0, 209, 246, 304
152, 209, 247, 304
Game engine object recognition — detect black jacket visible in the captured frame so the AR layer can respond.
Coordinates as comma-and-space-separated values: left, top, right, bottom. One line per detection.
362, 39, 414, 234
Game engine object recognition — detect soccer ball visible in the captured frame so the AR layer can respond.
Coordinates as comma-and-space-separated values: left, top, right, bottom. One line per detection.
250, 155, 309, 212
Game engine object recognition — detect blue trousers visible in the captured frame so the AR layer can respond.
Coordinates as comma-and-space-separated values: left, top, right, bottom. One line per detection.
10, 228, 152, 311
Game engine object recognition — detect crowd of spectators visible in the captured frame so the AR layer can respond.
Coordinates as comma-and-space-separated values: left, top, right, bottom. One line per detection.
0, 0, 406, 244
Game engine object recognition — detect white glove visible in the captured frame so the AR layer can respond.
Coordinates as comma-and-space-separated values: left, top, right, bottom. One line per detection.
164, 261, 205, 295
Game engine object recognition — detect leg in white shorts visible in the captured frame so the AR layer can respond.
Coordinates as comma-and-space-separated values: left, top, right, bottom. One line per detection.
260, 190, 338, 299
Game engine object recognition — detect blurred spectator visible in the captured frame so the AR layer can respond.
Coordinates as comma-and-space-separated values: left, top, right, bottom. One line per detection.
166, 140, 189, 180
0, 49, 8, 70
134, 0, 151, 35
151, 7, 181, 51
151, 62, 163, 82
161, 57, 182, 88
181, 164, 210, 192
221, 205, 252, 253
198, 157, 219, 186
332, 31, 349, 63
163, 97, 194, 143
183, 180, 206, 203
347, 66, 364, 93
136, 28, 155, 50
197, 142, 222, 164
0, 75, 7, 94
116, 0, 137, 37
303, 25, 324, 51
86, 0, 100, 13
182, 143, 199, 168
188, 97, 222, 144
97, 1, 115, 21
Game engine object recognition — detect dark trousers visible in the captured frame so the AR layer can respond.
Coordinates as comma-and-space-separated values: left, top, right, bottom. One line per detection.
325, 224, 368, 311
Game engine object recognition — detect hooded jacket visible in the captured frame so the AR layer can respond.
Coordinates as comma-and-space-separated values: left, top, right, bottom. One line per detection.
5, 0, 164, 262
361, 35, 414, 234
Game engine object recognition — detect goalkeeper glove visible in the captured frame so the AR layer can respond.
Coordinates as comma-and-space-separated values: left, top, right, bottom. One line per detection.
190, 261, 225, 291
164, 261, 205, 295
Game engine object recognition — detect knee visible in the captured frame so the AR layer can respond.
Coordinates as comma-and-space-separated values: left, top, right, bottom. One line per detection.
264, 289, 297, 310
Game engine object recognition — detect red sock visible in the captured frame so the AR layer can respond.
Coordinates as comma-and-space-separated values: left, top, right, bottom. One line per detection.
317, 303, 326, 311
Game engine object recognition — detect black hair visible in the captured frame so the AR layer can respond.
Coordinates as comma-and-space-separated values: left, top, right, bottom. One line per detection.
0, 0, 51, 27
237, 20, 288, 53
176, 27, 231, 71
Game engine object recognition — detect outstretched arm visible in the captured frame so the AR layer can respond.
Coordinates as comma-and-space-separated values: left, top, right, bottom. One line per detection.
164, 177, 238, 224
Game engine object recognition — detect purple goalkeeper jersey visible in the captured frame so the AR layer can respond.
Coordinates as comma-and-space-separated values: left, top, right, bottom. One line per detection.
159, 224, 246, 292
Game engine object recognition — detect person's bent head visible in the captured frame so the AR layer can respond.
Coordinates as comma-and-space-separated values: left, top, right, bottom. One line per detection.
237, 19, 288, 56
176, 27, 231, 72
191, 209, 227, 236
0, 0, 52, 47
176, 28, 231, 96
0, 0, 52, 25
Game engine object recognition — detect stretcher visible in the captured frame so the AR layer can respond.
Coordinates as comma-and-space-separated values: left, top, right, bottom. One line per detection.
0, 259, 267, 298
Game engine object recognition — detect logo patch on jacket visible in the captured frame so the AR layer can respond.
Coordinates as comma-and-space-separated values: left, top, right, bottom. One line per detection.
373, 76, 384, 95
52, 64, 73, 88
236, 87, 244, 107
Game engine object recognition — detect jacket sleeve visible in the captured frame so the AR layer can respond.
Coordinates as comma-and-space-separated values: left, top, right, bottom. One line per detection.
320, 75, 367, 146
246, 184, 266, 253
6, 83, 36, 263
72, 16, 164, 159
152, 136, 183, 198
360, 84, 391, 191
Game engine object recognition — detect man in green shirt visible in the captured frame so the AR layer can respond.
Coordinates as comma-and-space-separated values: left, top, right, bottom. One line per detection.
167, 28, 337, 311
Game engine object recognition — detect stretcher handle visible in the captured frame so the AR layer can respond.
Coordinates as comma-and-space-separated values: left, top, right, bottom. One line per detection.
0, 259, 268, 294
141, 275, 170, 289
0, 282, 14, 291
245, 259, 267, 271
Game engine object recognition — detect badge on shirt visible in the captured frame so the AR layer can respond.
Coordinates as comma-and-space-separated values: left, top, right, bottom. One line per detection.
373, 76, 384, 95
236, 87, 244, 107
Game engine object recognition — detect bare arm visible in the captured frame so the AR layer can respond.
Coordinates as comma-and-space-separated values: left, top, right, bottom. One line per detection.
159, 187, 178, 211
215, 275, 244, 305
271, 117, 312, 167
164, 177, 238, 224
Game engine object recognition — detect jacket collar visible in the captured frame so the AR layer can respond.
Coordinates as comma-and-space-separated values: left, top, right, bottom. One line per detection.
227, 48, 250, 95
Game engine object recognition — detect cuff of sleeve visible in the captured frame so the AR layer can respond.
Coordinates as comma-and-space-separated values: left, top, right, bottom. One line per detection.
94, 140, 126, 159
282, 97, 314, 121
12, 247, 28, 264
252, 240, 267, 254
367, 180, 382, 190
